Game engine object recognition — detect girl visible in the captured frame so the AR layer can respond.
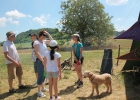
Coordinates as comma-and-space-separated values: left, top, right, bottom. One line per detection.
34, 30, 53, 97
29, 33, 38, 84
72, 33, 84, 88
44, 40, 61, 100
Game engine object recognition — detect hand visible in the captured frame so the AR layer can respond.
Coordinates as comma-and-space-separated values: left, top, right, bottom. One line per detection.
14, 61, 21, 67
59, 74, 62, 80
42, 60, 45, 66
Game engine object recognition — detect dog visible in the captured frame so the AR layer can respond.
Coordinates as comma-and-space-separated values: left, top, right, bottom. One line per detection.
83, 70, 112, 96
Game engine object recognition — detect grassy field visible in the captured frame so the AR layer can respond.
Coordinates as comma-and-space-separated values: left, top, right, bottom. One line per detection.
0, 45, 140, 100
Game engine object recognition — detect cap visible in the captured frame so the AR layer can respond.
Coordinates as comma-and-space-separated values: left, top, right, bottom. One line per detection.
72, 33, 80, 38
49, 40, 58, 47
6, 31, 16, 38
29, 33, 37, 36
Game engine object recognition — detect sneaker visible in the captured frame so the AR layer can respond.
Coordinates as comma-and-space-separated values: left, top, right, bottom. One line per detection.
41, 88, 49, 92
19, 85, 27, 89
49, 97, 53, 100
77, 81, 83, 88
9, 89, 16, 93
75, 79, 80, 85
55, 96, 60, 100
37, 92, 46, 97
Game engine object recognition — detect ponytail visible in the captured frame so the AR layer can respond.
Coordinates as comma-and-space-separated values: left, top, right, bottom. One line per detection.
50, 48, 55, 60
50, 46, 59, 60
31, 41, 34, 48
77, 37, 80, 42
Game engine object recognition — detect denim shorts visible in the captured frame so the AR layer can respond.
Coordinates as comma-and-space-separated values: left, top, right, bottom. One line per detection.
34, 61, 38, 73
35, 58, 45, 85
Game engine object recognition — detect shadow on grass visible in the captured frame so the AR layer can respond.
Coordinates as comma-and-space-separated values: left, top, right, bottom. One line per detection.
0, 85, 36, 100
77, 92, 111, 100
123, 72, 140, 100
17, 93, 38, 100
59, 84, 77, 96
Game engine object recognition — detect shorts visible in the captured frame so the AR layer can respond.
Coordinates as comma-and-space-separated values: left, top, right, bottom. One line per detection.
47, 71, 59, 79
74, 57, 84, 64
34, 61, 38, 73
36, 58, 45, 85
7, 63, 23, 79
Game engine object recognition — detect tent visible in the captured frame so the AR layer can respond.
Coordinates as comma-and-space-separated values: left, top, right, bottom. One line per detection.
114, 13, 140, 70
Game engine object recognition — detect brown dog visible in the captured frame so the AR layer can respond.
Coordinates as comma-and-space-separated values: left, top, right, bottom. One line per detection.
83, 70, 112, 96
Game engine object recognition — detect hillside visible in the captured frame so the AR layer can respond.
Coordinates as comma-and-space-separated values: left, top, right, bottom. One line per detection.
14, 28, 58, 44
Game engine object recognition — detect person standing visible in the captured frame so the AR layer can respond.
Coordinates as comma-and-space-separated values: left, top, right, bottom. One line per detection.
34, 30, 53, 97
29, 33, 38, 84
3, 31, 27, 93
44, 40, 62, 100
72, 33, 84, 88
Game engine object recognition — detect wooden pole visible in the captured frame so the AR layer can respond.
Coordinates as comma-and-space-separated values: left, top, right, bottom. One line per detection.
117, 45, 120, 66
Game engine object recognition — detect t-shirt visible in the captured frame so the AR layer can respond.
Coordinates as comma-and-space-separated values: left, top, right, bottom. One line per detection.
72, 42, 83, 58
33, 40, 48, 58
45, 51, 61, 72
3, 40, 20, 64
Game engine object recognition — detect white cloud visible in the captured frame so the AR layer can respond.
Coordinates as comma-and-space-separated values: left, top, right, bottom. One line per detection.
116, 18, 122, 21
7, 18, 19, 25
27, 15, 32, 17
56, 20, 60, 24
33, 14, 50, 26
0, 17, 7, 27
5, 10, 26, 18
106, 0, 128, 5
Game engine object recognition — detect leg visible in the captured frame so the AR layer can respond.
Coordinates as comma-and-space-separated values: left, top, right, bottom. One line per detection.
49, 78, 53, 98
7, 63, 16, 90
108, 80, 112, 93
95, 85, 99, 96
90, 84, 94, 96
104, 82, 109, 92
75, 64, 80, 79
17, 75, 22, 86
8, 79, 13, 90
77, 64, 83, 82
53, 78, 58, 97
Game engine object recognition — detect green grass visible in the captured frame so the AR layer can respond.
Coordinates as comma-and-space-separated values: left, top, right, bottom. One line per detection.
15, 42, 31, 48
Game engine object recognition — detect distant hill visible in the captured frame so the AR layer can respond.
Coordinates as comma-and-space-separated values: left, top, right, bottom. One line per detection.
115, 30, 125, 36
14, 28, 58, 44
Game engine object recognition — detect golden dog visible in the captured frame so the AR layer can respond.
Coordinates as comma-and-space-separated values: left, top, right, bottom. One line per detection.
83, 70, 112, 96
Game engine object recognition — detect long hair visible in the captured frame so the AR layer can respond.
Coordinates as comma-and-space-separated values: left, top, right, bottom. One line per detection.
76, 36, 81, 42
50, 46, 59, 60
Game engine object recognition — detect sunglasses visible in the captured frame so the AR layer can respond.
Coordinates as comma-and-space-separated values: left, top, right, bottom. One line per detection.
42, 34, 47, 36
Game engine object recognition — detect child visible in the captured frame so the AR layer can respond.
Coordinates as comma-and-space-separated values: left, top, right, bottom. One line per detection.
72, 33, 84, 88
44, 40, 62, 100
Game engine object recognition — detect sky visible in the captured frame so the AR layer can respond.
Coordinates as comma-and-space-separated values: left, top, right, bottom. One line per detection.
0, 0, 140, 41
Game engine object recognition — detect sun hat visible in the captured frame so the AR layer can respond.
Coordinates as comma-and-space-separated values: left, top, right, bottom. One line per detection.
6, 31, 16, 38
29, 33, 37, 36
49, 40, 58, 47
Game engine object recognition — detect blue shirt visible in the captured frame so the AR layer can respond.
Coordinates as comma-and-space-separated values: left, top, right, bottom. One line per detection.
72, 42, 83, 58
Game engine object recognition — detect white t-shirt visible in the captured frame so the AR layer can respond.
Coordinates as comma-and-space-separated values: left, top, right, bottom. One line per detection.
33, 40, 48, 58
45, 51, 61, 72
3, 40, 20, 64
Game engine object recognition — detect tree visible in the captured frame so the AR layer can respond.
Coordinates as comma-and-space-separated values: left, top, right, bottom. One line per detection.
59, 0, 115, 46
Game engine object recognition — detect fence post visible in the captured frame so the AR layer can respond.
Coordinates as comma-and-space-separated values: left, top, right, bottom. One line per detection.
117, 45, 120, 66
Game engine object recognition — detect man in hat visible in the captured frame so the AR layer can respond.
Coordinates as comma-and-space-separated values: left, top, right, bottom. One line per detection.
3, 31, 27, 93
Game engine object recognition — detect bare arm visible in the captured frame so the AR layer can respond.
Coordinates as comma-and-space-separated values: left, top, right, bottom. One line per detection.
44, 56, 47, 70
79, 47, 83, 61
72, 49, 77, 61
44, 31, 53, 44
4, 52, 20, 67
57, 58, 62, 79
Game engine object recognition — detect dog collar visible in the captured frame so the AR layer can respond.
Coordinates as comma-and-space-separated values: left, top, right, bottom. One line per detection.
89, 74, 93, 79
